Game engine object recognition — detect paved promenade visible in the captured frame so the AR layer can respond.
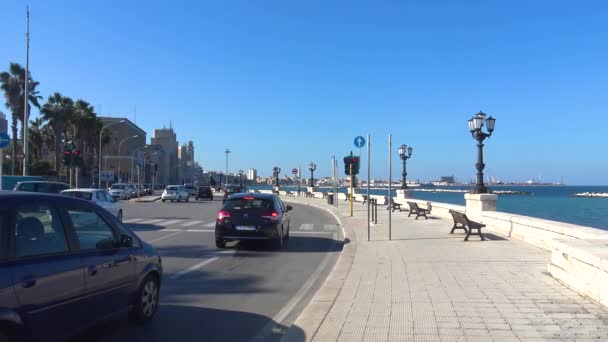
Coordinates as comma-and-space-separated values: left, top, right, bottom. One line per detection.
282, 196, 608, 341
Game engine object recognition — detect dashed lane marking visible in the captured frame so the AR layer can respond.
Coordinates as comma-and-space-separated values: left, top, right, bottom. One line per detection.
138, 219, 166, 225
161, 219, 184, 226
299, 224, 314, 231
181, 220, 202, 227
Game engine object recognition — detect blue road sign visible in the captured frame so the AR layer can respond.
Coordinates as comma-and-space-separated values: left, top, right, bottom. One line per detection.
354, 136, 366, 148
0, 133, 10, 149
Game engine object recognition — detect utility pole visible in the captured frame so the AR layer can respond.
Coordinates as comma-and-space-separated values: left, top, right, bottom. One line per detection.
23, 6, 30, 176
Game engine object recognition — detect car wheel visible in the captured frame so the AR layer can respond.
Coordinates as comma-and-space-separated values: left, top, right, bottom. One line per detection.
215, 237, 226, 248
117, 210, 123, 222
130, 274, 160, 323
161, 199, 166, 202
273, 227, 283, 249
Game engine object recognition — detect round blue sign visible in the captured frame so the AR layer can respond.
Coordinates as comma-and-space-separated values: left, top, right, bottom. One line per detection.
354, 136, 366, 148
0, 133, 10, 149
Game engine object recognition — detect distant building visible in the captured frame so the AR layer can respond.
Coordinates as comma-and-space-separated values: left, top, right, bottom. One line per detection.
439, 176, 455, 184
99, 117, 147, 184
247, 168, 257, 181
0, 112, 7, 134
151, 128, 178, 185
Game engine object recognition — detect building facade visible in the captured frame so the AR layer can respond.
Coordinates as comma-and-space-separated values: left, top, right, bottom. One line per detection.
151, 128, 179, 185
99, 117, 146, 184
247, 168, 257, 181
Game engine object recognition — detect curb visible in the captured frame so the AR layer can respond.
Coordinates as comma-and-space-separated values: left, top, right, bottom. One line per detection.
280, 199, 358, 342
128, 196, 161, 203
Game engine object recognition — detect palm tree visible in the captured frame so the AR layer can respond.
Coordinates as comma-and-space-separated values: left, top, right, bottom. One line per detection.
28, 117, 44, 161
0, 62, 42, 174
40, 92, 74, 175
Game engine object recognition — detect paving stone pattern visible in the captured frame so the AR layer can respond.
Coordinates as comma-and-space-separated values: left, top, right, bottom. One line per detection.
288, 197, 608, 341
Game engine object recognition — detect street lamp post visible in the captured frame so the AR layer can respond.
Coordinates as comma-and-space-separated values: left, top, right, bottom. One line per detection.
398, 144, 413, 189
224, 148, 231, 185
308, 162, 316, 187
98, 120, 125, 188
117, 135, 138, 182
238, 170, 244, 187
467, 111, 496, 194
272, 167, 281, 189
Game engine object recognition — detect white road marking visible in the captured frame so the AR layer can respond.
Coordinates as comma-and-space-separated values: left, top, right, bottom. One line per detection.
185, 229, 214, 232
162, 219, 184, 226
138, 219, 165, 225
299, 223, 314, 231
324, 224, 337, 231
290, 231, 333, 235
181, 220, 202, 227
161, 229, 181, 232
147, 231, 183, 243
169, 258, 219, 280
202, 221, 216, 227
123, 218, 144, 223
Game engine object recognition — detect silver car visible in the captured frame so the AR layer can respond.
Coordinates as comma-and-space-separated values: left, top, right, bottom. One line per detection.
161, 185, 189, 202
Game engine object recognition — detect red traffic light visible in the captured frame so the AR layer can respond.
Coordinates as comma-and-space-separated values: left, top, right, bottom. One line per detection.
63, 150, 71, 155
72, 149, 80, 156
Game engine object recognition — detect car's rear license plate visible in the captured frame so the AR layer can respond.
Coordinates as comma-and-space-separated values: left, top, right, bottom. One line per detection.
235, 226, 256, 231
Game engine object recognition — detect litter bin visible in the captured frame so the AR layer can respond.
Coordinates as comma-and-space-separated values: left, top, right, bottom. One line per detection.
327, 194, 334, 205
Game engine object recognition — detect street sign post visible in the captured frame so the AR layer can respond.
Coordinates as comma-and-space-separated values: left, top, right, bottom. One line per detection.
291, 168, 298, 175
354, 136, 366, 157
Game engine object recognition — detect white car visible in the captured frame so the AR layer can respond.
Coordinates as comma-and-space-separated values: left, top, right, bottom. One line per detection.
61, 188, 124, 221
108, 183, 131, 200
162, 185, 190, 202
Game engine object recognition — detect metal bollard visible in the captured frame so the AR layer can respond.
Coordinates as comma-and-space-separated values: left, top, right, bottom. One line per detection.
371, 198, 375, 222
374, 199, 378, 224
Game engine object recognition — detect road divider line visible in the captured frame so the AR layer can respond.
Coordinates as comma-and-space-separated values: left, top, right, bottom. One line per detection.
185, 229, 214, 232
202, 222, 216, 227
147, 231, 183, 243
138, 218, 165, 225
299, 223, 314, 231
123, 218, 144, 223
181, 220, 202, 227
169, 257, 219, 280
162, 219, 184, 226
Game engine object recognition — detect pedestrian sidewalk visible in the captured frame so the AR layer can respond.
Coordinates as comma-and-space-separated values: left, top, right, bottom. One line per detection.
282, 196, 608, 341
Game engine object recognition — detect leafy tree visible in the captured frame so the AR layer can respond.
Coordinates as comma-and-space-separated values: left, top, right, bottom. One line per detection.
40, 92, 74, 175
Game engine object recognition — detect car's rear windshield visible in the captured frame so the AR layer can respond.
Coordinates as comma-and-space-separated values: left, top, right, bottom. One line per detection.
224, 198, 274, 211
111, 184, 126, 189
167, 186, 178, 190
62, 191, 93, 200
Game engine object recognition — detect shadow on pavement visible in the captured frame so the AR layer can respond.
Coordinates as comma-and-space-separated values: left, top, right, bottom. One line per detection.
228, 235, 344, 253
70, 304, 305, 342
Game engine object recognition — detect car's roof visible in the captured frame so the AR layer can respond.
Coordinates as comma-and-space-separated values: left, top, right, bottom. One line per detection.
61, 188, 102, 193
0, 191, 98, 204
16, 181, 68, 185
228, 192, 275, 200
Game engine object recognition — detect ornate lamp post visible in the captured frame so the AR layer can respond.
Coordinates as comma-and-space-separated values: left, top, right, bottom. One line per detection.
467, 111, 496, 194
272, 166, 281, 188
398, 144, 413, 189
238, 170, 244, 187
308, 162, 316, 187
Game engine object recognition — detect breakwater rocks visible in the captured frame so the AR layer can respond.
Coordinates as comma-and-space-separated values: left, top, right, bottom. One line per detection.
573, 192, 608, 198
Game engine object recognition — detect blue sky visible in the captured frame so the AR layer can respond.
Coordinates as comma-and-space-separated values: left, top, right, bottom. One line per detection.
2, 1, 607, 184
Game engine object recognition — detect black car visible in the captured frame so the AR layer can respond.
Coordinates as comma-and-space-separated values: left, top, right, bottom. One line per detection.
13, 181, 70, 193
215, 193, 292, 249
0, 192, 162, 342
195, 185, 213, 201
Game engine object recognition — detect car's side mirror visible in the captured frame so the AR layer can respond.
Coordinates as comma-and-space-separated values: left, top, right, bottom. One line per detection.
286, 205, 293, 212
121, 234, 133, 248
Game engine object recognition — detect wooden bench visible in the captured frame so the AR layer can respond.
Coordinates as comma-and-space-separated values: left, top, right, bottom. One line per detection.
345, 193, 357, 202
361, 195, 368, 205
406, 202, 428, 219
449, 210, 485, 241
386, 199, 402, 212
305, 192, 315, 198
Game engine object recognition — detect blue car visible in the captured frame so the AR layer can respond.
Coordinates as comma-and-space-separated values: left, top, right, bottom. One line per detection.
0, 192, 162, 341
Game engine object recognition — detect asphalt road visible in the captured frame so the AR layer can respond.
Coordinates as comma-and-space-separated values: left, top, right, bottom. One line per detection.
72, 195, 342, 342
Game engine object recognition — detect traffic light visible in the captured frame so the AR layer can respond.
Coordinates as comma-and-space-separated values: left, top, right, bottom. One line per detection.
72, 149, 84, 168
63, 150, 72, 166
343, 156, 360, 175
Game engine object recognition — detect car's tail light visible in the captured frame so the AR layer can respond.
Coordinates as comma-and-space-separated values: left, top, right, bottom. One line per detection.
261, 212, 279, 222
243, 196, 255, 200
217, 210, 231, 221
